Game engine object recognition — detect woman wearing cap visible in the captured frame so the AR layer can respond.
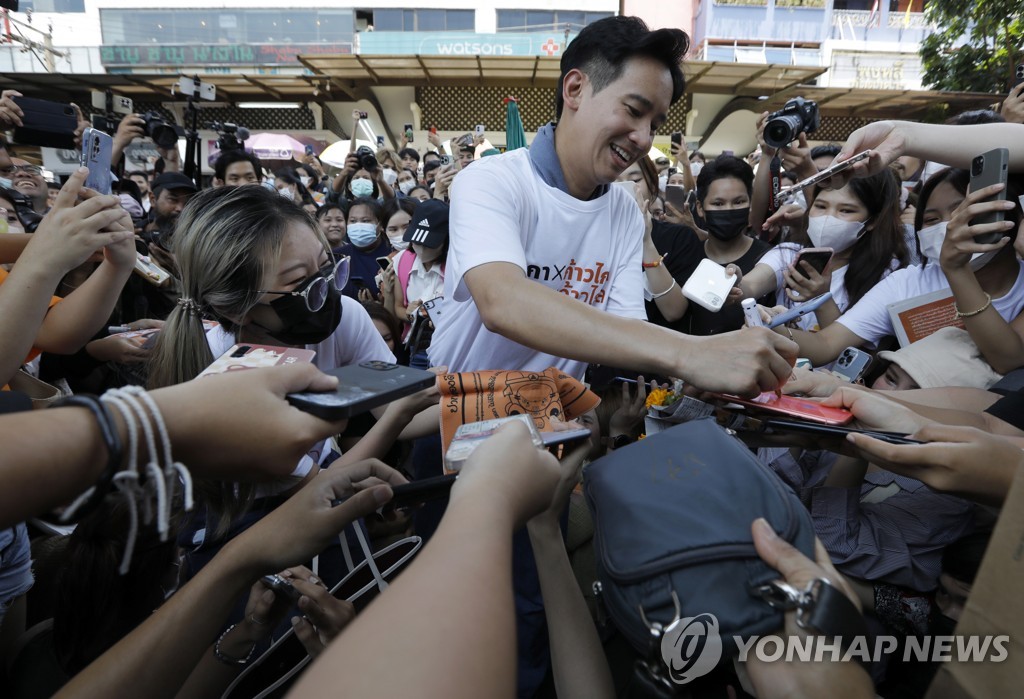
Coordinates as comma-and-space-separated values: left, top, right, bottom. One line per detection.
380, 199, 448, 369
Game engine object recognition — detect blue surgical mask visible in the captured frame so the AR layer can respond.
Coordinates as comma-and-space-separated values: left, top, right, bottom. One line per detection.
347, 222, 379, 248
350, 177, 374, 198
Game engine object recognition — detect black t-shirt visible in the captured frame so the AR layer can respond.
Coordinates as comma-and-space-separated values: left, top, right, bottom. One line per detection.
646, 226, 772, 336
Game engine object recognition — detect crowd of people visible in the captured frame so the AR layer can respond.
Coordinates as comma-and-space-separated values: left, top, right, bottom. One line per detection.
1, 13, 1024, 699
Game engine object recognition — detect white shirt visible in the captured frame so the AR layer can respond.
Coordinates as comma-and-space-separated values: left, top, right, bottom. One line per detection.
427, 148, 647, 379
405, 253, 445, 306
837, 258, 1024, 344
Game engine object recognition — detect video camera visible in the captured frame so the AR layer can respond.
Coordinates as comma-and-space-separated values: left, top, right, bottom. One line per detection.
763, 97, 819, 149
209, 121, 250, 153
355, 145, 378, 171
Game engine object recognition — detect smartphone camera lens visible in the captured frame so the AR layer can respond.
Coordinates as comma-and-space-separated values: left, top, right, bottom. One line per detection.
972, 156, 985, 177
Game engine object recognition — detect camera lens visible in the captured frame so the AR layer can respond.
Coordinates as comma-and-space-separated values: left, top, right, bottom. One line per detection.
972, 156, 984, 177
764, 114, 801, 149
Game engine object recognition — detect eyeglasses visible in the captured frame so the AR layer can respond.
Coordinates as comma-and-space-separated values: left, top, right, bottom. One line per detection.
0, 164, 43, 177
257, 256, 350, 312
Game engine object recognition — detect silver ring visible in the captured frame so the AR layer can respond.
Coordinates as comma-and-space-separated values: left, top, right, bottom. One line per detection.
249, 614, 268, 626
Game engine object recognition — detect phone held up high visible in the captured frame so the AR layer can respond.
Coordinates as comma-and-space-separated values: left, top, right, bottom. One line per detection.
80, 128, 114, 195
969, 148, 1010, 244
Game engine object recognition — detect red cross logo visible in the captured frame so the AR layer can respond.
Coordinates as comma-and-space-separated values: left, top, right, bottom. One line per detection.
541, 39, 559, 57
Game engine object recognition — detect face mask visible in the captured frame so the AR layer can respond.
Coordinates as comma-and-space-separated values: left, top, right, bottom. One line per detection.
690, 162, 703, 177
262, 179, 277, 192
350, 177, 374, 198
658, 175, 668, 192
347, 222, 379, 248
398, 180, 416, 195
267, 284, 342, 346
298, 175, 311, 188
278, 186, 295, 200
0, 176, 12, 190
703, 207, 750, 241
807, 214, 865, 253
382, 168, 398, 186
389, 234, 410, 251
918, 221, 1001, 270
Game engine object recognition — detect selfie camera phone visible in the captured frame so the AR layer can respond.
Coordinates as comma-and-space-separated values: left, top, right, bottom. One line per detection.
670, 132, 682, 148
286, 362, 436, 420
439, 154, 453, 167
81, 128, 114, 195
793, 247, 834, 276
664, 184, 688, 215
404, 123, 414, 142
474, 124, 485, 137
829, 346, 873, 383
376, 135, 385, 148
767, 292, 833, 329
969, 148, 1010, 244
1014, 64, 1024, 89
682, 258, 738, 313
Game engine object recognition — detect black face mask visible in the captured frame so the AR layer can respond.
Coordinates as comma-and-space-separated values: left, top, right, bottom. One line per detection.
266, 284, 342, 346
703, 207, 750, 241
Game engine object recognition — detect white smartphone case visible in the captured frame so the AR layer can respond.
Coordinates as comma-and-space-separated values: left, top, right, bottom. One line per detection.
681, 258, 738, 312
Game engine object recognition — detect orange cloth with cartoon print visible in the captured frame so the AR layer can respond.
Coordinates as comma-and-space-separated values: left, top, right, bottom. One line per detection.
0, 266, 62, 366
437, 367, 601, 456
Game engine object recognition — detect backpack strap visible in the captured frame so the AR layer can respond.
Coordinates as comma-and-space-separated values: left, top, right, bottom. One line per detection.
396, 249, 416, 296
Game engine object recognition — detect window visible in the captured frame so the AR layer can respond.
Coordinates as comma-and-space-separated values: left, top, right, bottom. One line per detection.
497, 9, 613, 32
371, 8, 475, 31
100, 8, 355, 45
20, 0, 86, 11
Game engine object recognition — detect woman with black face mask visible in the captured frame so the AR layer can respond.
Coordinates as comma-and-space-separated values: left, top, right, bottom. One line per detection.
145, 186, 429, 614
682, 155, 772, 335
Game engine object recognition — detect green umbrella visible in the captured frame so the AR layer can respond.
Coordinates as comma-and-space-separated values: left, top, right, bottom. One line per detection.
504, 96, 528, 151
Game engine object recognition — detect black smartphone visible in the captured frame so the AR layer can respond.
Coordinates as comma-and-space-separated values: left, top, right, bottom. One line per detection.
378, 474, 458, 513
12, 96, 78, 149
376, 256, 392, 271
1013, 64, 1024, 89
665, 184, 688, 214
670, 132, 682, 148
351, 276, 367, 289
793, 247, 834, 276
763, 418, 923, 446
969, 148, 1010, 244
286, 362, 436, 420
540, 427, 592, 447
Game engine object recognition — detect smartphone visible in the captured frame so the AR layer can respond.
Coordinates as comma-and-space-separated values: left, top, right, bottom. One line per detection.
376, 474, 458, 514
762, 418, 923, 446
540, 427, 592, 447
474, 124, 485, 138
429, 126, 437, 136
376, 256, 392, 272
375, 135, 385, 148
91, 91, 134, 116
358, 111, 368, 120
711, 392, 854, 426
198, 344, 317, 378
260, 574, 303, 603
81, 128, 114, 195
681, 258, 738, 313
671, 132, 682, 148
968, 148, 1010, 244
1013, 64, 1024, 89
404, 123, 414, 142
665, 184, 688, 214
286, 362, 436, 420
12, 96, 78, 149
351, 276, 367, 289
793, 247, 834, 276
438, 154, 453, 167
829, 346, 873, 383
767, 292, 833, 329
304, 144, 315, 157
133, 252, 171, 287
777, 151, 872, 204
420, 296, 444, 325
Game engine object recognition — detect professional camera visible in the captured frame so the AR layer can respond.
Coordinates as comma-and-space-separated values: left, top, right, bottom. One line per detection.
355, 145, 378, 171
142, 111, 184, 149
763, 97, 819, 149
209, 121, 250, 153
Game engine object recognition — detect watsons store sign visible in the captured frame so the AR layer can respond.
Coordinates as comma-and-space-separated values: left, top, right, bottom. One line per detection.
359, 31, 576, 57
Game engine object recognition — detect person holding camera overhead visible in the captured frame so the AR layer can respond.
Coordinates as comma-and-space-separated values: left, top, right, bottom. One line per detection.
330, 110, 396, 204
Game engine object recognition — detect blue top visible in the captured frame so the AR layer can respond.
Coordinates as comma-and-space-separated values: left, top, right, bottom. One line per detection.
337, 237, 393, 299
527, 122, 609, 200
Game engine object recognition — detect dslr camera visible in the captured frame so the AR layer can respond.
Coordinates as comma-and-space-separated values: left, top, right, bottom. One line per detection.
142, 111, 184, 149
763, 97, 819, 149
209, 121, 250, 153
355, 145, 378, 171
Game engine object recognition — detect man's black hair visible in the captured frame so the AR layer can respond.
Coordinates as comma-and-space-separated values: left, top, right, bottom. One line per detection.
213, 149, 263, 182
126, 170, 149, 181
423, 159, 441, 175
695, 155, 755, 205
810, 144, 842, 161
422, 150, 440, 163
398, 147, 420, 163
555, 16, 688, 119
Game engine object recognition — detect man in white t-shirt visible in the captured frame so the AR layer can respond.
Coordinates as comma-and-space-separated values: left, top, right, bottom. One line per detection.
424, 16, 798, 698
428, 16, 797, 391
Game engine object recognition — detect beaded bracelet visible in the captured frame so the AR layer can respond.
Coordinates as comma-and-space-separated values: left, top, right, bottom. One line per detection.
214, 624, 257, 666
50, 395, 123, 523
954, 293, 992, 320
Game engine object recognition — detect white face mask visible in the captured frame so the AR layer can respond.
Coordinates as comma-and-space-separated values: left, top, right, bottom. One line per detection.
382, 167, 398, 186
658, 174, 668, 192
690, 162, 703, 177
298, 175, 311, 188
389, 234, 410, 251
807, 214, 865, 253
398, 180, 416, 195
918, 220, 1002, 270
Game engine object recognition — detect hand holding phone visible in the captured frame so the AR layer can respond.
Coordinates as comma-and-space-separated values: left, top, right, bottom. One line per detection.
682, 258, 739, 312
776, 151, 871, 204
968, 148, 1010, 244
